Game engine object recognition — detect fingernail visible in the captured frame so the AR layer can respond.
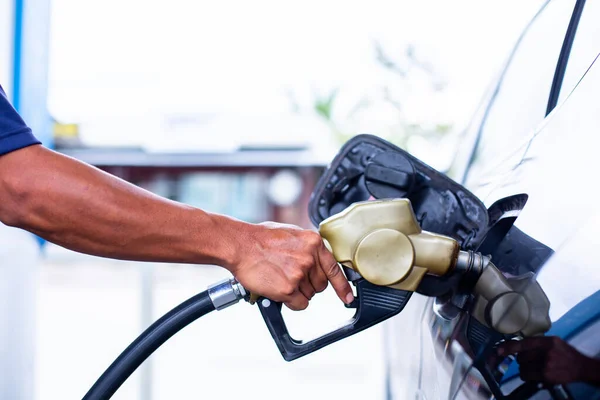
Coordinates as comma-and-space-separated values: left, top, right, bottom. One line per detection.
345, 292, 354, 304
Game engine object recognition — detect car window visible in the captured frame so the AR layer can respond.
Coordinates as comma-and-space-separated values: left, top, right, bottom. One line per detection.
557, 0, 600, 104
464, 0, 576, 195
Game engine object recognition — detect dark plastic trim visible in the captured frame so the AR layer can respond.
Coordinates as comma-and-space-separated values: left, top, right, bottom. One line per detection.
546, 0, 587, 115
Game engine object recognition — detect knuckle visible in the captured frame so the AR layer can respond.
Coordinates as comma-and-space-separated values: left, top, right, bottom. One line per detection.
301, 256, 315, 270
325, 261, 341, 277
305, 231, 322, 247
281, 284, 296, 297
291, 268, 305, 282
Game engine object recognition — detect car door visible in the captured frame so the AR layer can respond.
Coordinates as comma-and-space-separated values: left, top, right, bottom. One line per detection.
473, 49, 600, 399
408, 1, 591, 399
476, 1, 600, 397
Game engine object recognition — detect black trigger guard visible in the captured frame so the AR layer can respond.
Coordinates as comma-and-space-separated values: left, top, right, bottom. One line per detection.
257, 279, 412, 361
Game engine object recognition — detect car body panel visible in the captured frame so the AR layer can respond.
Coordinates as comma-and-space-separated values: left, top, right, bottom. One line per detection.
387, 0, 600, 399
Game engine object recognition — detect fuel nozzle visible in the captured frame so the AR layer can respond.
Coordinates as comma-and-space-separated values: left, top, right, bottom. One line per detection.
468, 253, 551, 336
319, 198, 551, 337
320, 198, 460, 291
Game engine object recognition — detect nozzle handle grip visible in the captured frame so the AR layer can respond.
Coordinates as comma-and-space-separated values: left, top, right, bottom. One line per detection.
257, 279, 412, 361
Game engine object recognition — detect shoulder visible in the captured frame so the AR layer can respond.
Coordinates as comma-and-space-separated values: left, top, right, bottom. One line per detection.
0, 86, 41, 156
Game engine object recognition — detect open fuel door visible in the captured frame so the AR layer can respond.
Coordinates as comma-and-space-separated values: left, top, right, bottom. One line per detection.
306, 134, 565, 400
309, 134, 489, 249
309, 134, 489, 297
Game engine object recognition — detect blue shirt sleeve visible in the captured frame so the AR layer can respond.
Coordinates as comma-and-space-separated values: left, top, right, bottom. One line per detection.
0, 85, 41, 156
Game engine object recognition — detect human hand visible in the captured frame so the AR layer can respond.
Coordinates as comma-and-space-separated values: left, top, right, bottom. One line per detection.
229, 221, 354, 311
497, 336, 600, 386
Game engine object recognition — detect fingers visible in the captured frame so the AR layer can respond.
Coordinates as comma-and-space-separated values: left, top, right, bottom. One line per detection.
495, 337, 560, 384
496, 340, 523, 356
317, 243, 354, 304
497, 337, 553, 356
299, 277, 316, 301
308, 259, 329, 293
284, 290, 309, 311
485, 350, 505, 371
520, 362, 546, 382
517, 351, 545, 365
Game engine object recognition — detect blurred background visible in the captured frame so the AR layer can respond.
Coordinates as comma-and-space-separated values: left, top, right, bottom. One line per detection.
1, 0, 545, 399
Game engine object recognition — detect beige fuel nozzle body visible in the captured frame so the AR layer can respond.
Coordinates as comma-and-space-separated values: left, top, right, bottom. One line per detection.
319, 198, 552, 337
470, 261, 551, 336
319, 199, 459, 291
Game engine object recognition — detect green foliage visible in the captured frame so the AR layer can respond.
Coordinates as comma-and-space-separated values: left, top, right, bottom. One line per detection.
313, 89, 338, 121
288, 41, 458, 171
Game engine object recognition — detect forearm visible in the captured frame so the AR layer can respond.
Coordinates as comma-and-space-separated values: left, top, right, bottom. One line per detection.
0, 145, 247, 267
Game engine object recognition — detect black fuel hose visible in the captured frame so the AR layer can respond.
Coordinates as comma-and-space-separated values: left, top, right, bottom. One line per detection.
82, 291, 215, 400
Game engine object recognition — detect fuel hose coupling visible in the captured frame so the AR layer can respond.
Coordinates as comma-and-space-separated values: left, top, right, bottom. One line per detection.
207, 278, 247, 310
454, 250, 491, 284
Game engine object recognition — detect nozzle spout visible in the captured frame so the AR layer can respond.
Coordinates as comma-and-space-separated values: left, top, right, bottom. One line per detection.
454, 250, 491, 283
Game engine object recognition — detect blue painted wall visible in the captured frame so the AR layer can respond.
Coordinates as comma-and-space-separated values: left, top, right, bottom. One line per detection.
13, 0, 53, 247
12, 0, 53, 148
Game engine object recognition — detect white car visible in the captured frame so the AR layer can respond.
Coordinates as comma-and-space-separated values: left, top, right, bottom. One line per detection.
307, 1, 600, 399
